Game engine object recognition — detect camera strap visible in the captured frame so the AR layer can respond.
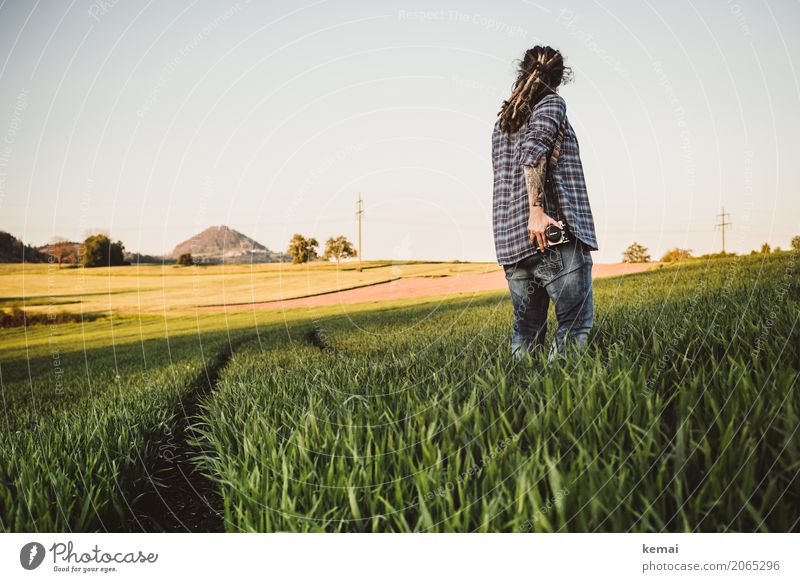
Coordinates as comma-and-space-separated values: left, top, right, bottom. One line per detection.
545, 117, 567, 222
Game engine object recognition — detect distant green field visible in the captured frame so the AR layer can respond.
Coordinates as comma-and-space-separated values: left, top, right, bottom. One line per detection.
0, 253, 798, 532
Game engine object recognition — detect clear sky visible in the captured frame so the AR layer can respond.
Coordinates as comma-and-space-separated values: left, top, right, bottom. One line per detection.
1, 0, 798, 263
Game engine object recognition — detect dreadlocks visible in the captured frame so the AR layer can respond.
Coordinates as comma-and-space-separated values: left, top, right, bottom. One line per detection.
498, 46, 572, 133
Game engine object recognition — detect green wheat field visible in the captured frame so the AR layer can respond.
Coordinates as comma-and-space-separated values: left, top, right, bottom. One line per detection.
0, 253, 798, 532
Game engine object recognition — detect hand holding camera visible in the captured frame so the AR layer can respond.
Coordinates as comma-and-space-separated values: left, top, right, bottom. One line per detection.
528, 207, 569, 251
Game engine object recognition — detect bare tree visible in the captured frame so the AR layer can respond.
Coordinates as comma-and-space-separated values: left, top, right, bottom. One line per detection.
48, 237, 74, 267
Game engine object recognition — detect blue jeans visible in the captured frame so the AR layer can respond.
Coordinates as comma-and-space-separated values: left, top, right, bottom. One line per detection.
503, 238, 594, 362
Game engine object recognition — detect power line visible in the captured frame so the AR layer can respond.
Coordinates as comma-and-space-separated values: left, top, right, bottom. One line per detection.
715, 207, 732, 253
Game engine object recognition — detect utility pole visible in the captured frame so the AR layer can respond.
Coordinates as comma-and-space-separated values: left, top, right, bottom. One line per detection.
356, 193, 364, 270
715, 207, 732, 254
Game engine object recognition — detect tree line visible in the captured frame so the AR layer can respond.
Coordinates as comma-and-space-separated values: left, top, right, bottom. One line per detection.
287, 234, 357, 264
621, 236, 800, 263
3, 229, 798, 268
0, 231, 128, 267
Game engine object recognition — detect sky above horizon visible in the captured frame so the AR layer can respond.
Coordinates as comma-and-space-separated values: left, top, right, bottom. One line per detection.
1, 0, 798, 263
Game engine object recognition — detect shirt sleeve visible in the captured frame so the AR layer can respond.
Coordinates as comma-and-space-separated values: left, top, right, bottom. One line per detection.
519, 93, 566, 167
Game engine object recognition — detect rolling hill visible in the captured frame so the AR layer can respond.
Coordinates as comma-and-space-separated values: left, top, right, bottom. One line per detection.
170, 225, 287, 263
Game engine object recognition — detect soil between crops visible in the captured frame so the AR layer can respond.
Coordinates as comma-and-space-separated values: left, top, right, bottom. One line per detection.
129, 340, 247, 532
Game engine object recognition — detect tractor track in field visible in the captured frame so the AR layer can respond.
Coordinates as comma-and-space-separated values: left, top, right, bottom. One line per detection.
128, 338, 247, 532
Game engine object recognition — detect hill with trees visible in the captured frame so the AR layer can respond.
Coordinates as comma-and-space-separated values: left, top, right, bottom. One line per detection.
0, 231, 46, 263
170, 225, 287, 263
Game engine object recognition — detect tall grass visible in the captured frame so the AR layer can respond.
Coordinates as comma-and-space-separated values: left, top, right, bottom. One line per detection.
197, 253, 799, 532
0, 331, 247, 531
1, 253, 796, 532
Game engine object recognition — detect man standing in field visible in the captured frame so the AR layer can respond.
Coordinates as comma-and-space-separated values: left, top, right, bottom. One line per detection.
492, 46, 598, 361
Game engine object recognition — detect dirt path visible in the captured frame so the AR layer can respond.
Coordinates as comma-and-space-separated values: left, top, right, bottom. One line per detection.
129, 339, 246, 532
203, 263, 657, 312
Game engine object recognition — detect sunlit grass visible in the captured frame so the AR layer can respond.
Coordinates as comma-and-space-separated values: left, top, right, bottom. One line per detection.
0, 260, 496, 315
197, 253, 799, 532
0, 252, 797, 532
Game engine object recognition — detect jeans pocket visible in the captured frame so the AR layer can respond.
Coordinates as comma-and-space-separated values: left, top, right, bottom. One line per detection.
505, 254, 539, 281
533, 248, 563, 285
550, 239, 587, 284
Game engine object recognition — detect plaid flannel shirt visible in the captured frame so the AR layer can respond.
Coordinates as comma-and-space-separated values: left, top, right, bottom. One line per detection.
492, 92, 598, 265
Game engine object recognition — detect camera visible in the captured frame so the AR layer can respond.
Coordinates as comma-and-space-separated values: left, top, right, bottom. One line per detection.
534, 220, 570, 251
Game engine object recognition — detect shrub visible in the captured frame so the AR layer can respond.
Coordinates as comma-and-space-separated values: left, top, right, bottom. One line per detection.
660, 248, 693, 263
177, 253, 194, 266
81, 235, 126, 267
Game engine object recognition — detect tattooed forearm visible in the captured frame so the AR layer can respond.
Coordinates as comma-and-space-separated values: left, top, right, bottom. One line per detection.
524, 157, 547, 209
